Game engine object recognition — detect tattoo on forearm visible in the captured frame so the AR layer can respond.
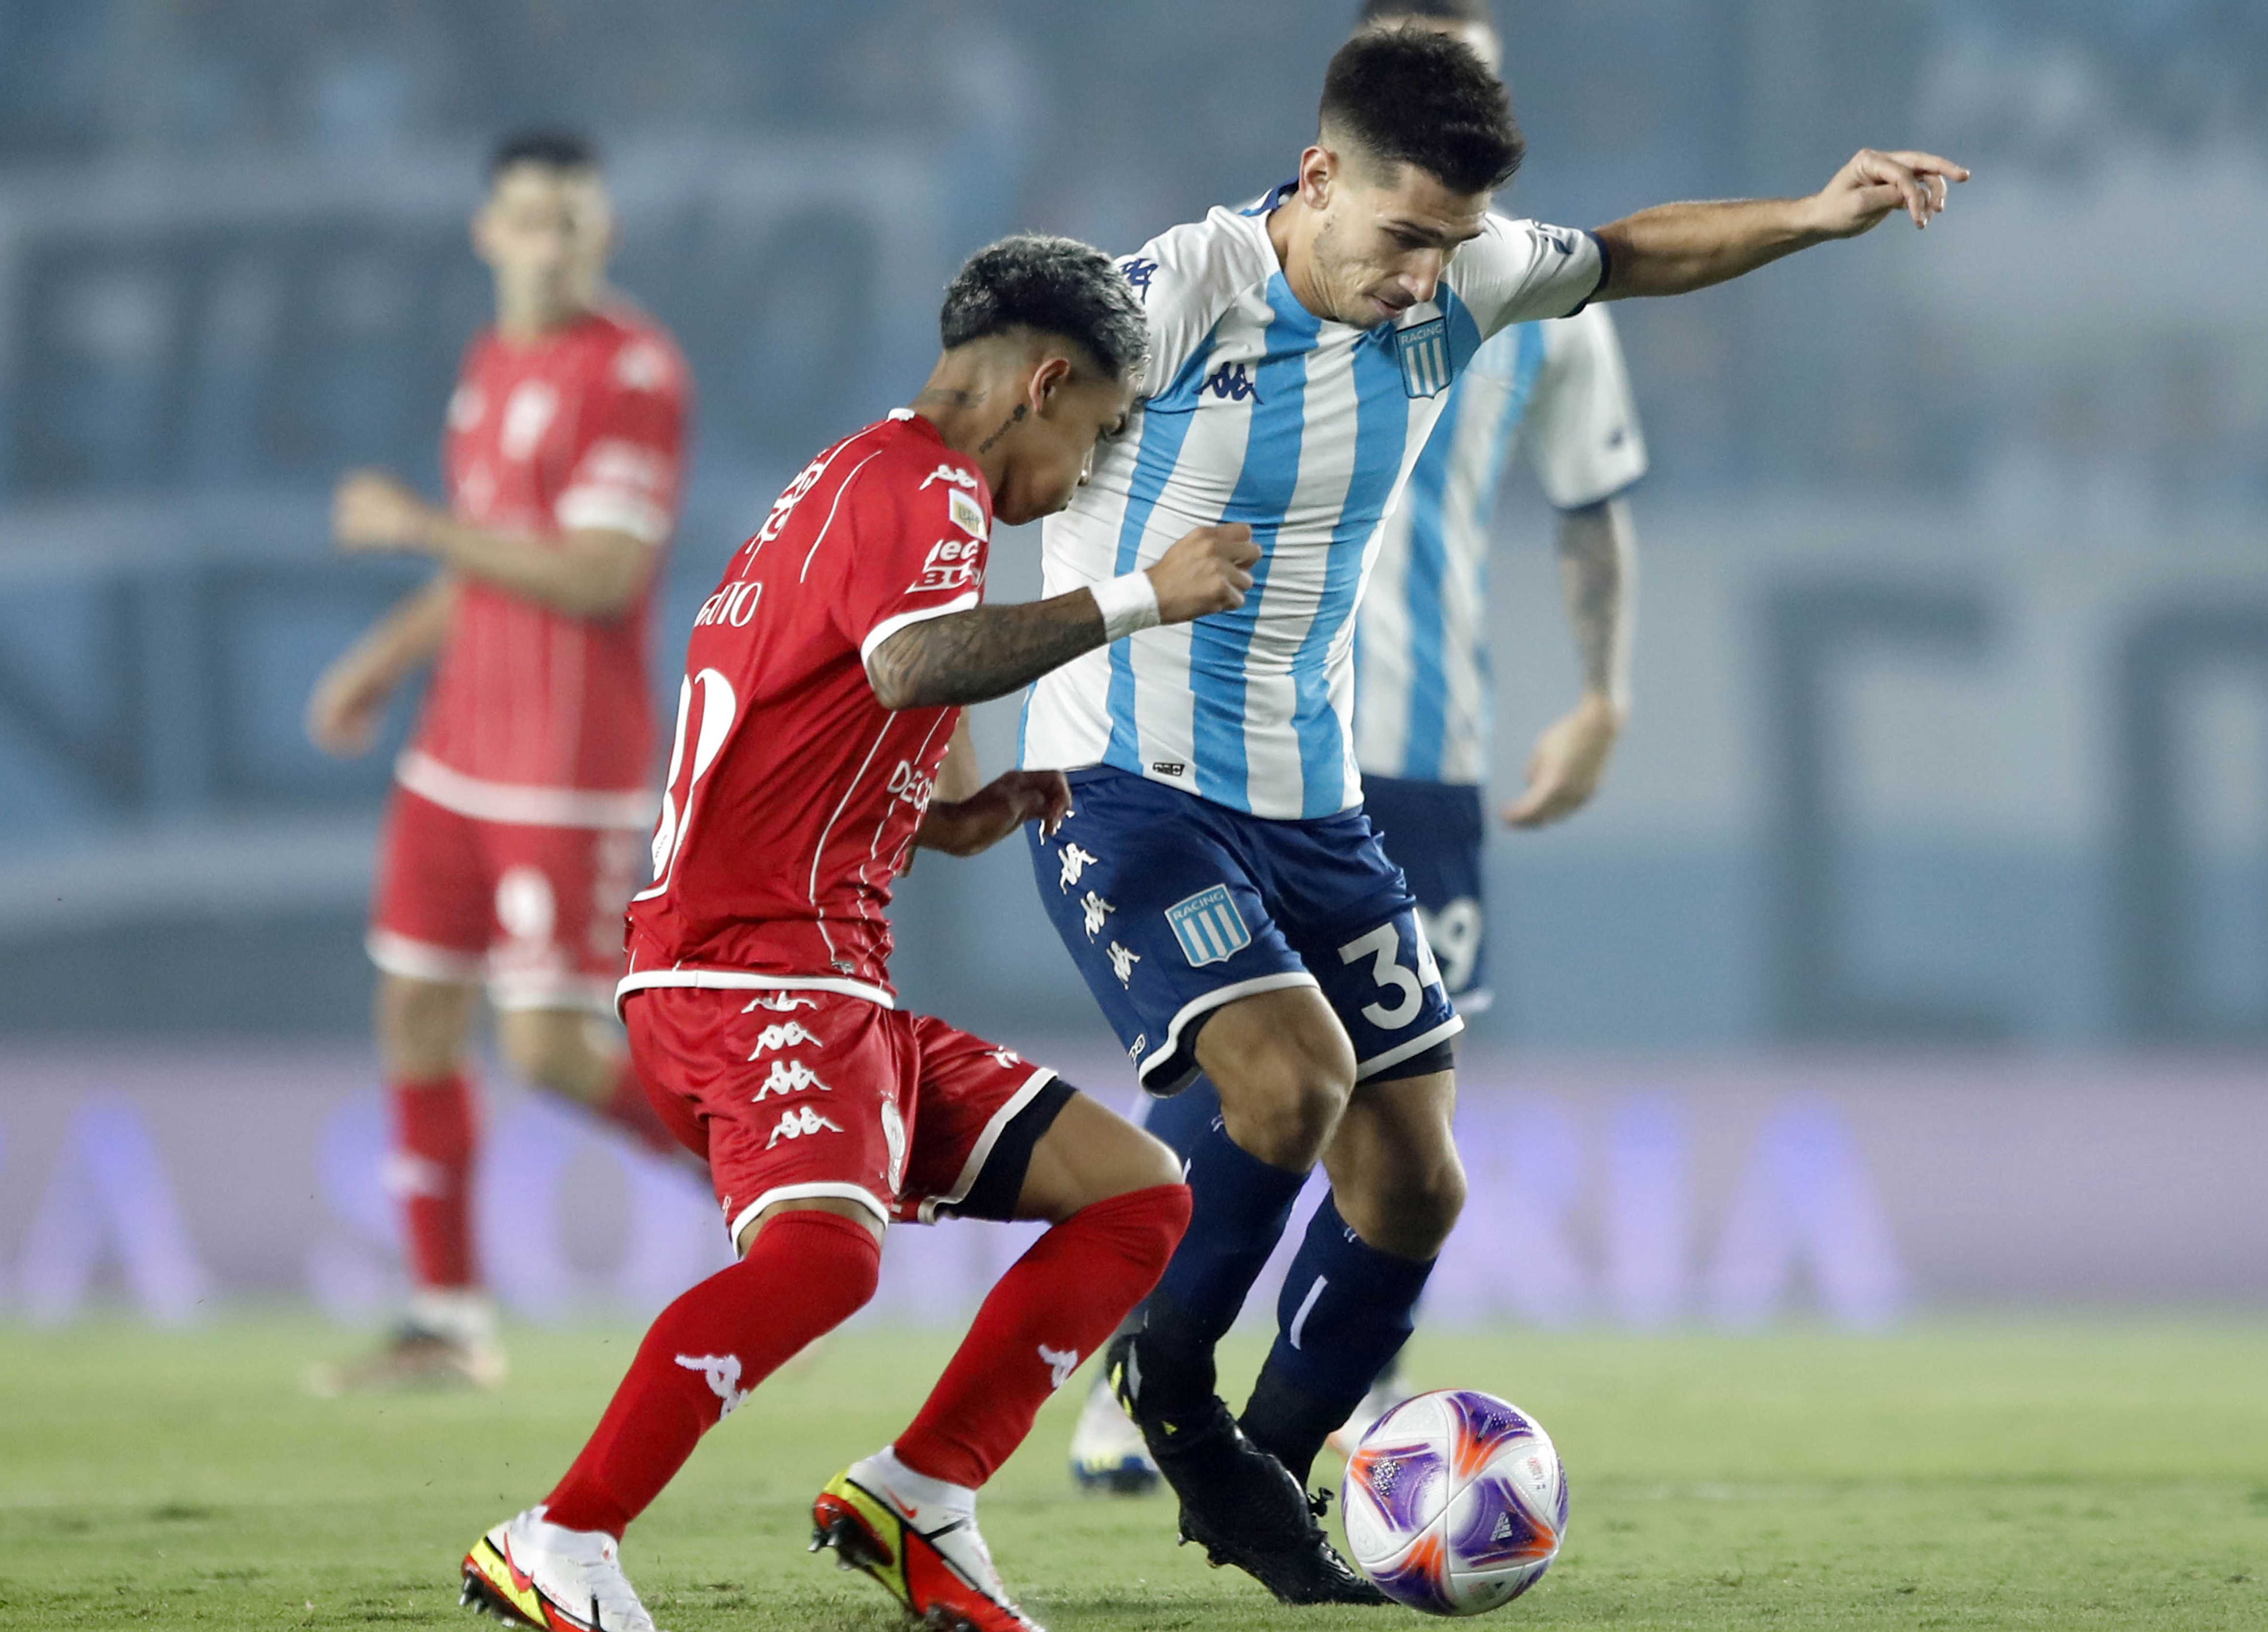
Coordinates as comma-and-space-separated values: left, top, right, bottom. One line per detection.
868, 591, 1106, 709
1558, 502, 1632, 700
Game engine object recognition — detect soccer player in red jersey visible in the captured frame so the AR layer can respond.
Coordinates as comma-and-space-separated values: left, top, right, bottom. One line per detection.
305, 131, 692, 1392
458, 237, 1259, 1632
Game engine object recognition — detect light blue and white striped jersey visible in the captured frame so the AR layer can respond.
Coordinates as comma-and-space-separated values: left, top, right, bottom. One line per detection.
1353, 305, 1647, 785
1017, 187, 1607, 820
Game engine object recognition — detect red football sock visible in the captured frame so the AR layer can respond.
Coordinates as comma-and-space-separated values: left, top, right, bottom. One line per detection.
894, 1183, 1191, 1489
599, 1056, 696, 1162
388, 1072, 478, 1291
544, 1210, 881, 1537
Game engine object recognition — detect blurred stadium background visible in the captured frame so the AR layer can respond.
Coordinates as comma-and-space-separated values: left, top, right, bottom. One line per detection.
1, 0, 2265, 1337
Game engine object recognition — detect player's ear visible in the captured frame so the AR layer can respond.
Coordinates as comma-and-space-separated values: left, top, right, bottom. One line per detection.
1028, 353, 1076, 415
1299, 143, 1337, 210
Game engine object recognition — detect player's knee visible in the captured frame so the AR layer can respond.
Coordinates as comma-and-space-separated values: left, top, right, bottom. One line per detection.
376, 975, 473, 1078
1385, 1149, 1467, 1258
1125, 1124, 1185, 1194
1218, 1027, 1356, 1167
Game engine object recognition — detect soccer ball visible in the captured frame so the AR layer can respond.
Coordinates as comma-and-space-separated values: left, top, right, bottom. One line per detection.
1340, 1389, 1567, 1615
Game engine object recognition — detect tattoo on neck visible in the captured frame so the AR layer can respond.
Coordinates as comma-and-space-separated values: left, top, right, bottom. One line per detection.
976, 403, 1027, 454
915, 386, 982, 410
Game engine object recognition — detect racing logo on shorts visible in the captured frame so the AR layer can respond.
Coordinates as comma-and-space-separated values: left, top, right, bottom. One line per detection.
750, 1021, 824, 1059
767, 1105, 842, 1148
1165, 884, 1252, 968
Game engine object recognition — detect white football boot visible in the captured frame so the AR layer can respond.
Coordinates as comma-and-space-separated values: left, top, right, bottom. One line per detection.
1067, 1371, 1161, 1495
460, 1507, 660, 1632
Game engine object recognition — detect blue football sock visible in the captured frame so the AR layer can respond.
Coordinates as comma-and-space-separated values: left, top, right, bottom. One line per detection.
1137, 1102, 1308, 1413
1241, 1194, 1435, 1483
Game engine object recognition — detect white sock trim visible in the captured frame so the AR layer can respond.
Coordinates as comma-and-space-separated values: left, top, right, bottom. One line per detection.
861, 1445, 977, 1523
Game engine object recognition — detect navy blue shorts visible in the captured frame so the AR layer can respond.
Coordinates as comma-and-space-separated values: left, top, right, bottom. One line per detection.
1360, 774, 1490, 1012
1028, 766, 1460, 1095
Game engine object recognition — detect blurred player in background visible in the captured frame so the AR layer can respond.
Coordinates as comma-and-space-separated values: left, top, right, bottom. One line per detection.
1020, 23, 1963, 1602
460, 237, 1258, 1632
303, 130, 691, 1392
1066, 0, 1649, 1494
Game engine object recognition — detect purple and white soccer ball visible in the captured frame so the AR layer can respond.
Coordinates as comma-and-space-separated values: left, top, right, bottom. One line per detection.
1340, 1389, 1568, 1615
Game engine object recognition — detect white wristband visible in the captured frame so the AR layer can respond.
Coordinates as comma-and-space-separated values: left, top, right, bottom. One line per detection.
1090, 571, 1161, 641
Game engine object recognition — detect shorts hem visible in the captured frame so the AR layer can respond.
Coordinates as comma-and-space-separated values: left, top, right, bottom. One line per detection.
395, 751, 658, 829
1355, 1014, 1464, 1082
488, 976, 619, 1016
727, 1182, 891, 1245
917, 1068, 1058, 1223
1136, 971, 1322, 1096
367, 929, 483, 986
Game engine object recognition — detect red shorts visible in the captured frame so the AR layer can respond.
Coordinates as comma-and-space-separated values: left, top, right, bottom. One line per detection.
368, 785, 647, 1012
625, 986, 1073, 1239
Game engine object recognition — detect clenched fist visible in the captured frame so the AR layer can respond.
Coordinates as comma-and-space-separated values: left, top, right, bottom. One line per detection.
1148, 524, 1260, 624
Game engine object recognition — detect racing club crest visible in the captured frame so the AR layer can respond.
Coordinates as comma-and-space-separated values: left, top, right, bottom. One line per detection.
1394, 314, 1451, 399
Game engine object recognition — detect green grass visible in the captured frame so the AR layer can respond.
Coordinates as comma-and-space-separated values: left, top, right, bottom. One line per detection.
1, 1317, 2263, 1630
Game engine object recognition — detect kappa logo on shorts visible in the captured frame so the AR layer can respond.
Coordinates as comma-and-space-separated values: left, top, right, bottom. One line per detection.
756, 1059, 833, 1100
880, 1096, 908, 1189
1057, 843, 1100, 893
1079, 889, 1116, 940
766, 1105, 843, 1147
743, 992, 819, 1014
1165, 884, 1252, 968
749, 1021, 824, 1059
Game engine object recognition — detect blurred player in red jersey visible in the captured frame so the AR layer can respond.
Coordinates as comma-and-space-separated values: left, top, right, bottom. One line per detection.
458, 237, 1258, 1632
304, 131, 692, 1392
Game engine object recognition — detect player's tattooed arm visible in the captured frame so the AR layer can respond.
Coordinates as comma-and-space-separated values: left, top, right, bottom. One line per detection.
865, 524, 1260, 711
1504, 499, 1635, 829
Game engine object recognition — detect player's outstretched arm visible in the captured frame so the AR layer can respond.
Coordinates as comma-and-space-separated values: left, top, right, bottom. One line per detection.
333, 469, 655, 618
1593, 149, 1969, 301
914, 718, 1073, 856
305, 574, 458, 757
865, 524, 1257, 711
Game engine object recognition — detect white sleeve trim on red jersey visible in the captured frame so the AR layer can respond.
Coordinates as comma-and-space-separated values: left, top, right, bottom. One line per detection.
396, 749, 659, 829
915, 1066, 1060, 1224
856, 590, 981, 667
557, 485, 673, 544
613, 969, 897, 1023
729, 1182, 891, 1244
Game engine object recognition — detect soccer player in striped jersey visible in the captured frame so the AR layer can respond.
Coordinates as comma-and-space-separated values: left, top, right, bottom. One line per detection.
1020, 23, 1964, 1601
304, 131, 693, 1393
1065, 0, 1649, 1498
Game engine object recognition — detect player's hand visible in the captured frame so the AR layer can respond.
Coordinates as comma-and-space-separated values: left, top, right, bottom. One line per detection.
334, 470, 443, 554
918, 769, 1074, 856
1503, 692, 1624, 829
1805, 149, 1969, 238
1148, 524, 1260, 624
305, 651, 396, 758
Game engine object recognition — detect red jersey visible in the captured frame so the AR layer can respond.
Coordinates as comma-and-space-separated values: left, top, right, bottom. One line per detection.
620, 410, 993, 1006
399, 305, 689, 826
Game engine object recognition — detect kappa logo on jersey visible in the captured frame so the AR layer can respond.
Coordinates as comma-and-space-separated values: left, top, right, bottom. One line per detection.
748, 1021, 824, 1059
499, 379, 560, 461
766, 1105, 843, 1147
919, 463, 980, 492
912, 537, 982, 594
755, 1059, 833, 1099
988, 1046, 1023, 1068
1204, 361, 1260, 404
1119, 256, 1157, 299
1165, 884, 1253, 968
1394, 315, 1453, 399
946, 488, 987, 540
1107, 941, 1142, 985
743, 991, 820, 1014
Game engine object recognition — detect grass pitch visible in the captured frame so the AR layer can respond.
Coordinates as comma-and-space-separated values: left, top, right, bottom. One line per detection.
0, 1316, 2262, 1630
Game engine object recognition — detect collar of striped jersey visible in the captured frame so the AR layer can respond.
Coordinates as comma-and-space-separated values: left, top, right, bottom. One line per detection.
1240, 178, 1299, 217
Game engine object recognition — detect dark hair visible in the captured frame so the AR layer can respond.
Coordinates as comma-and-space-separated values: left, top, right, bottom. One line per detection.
1355, 0, 1495, 26
489, 128, 600, 180
939, 234, 1149, 382
1320, 27, 1522, 195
